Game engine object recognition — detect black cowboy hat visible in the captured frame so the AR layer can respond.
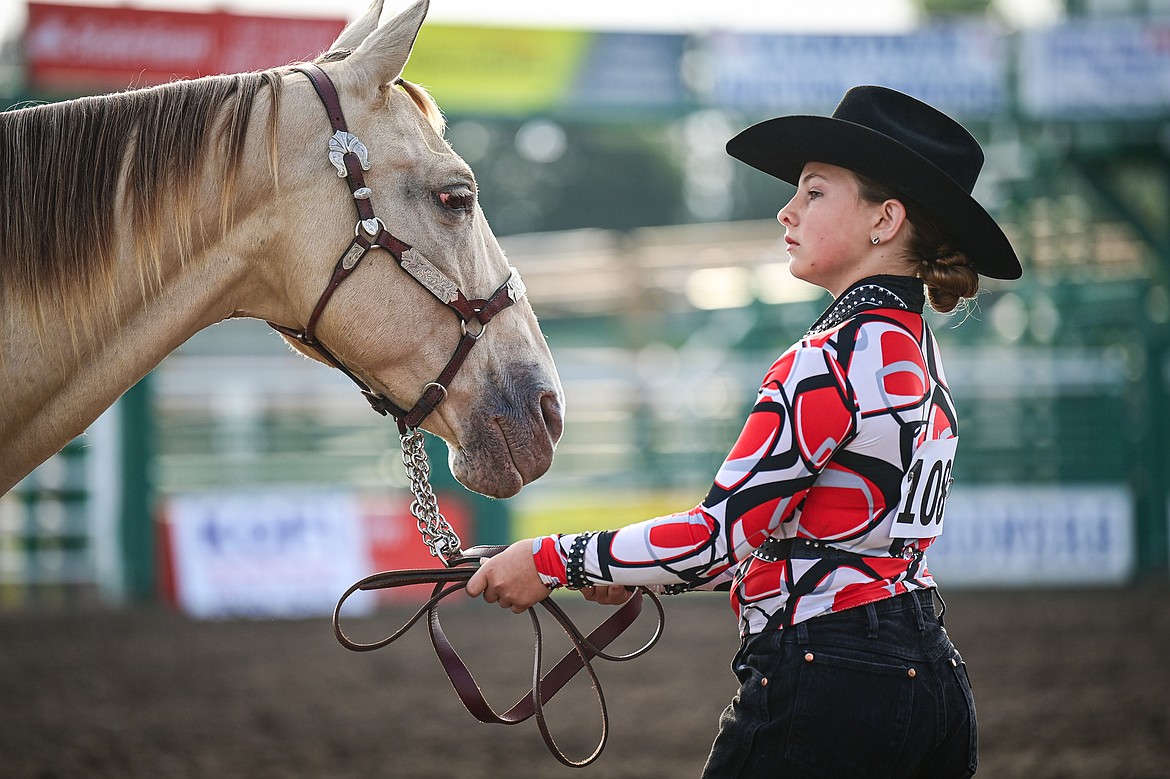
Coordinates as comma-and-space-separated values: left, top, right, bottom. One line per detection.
725, 85, 1022, 280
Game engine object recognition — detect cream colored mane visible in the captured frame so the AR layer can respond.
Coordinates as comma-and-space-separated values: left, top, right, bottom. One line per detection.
1, 71, 282, 342
0, 57, 443, 355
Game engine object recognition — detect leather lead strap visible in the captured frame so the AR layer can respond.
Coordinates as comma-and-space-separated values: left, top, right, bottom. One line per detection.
333, 545, 665, 768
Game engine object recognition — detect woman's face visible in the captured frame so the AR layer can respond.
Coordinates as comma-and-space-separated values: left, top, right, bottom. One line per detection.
777, 162, 884, 297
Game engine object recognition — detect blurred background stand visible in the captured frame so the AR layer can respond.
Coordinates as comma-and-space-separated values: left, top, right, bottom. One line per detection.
4, 0, 1170, 613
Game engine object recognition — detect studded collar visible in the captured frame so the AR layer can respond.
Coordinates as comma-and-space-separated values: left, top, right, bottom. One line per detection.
805, 275, 925, 337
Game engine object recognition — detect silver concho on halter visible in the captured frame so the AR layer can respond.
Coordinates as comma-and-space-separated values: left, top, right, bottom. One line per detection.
341, 242, 366, 271
505, 267, 526, 303
401, 249, 459, 304
328, 130, 371, 177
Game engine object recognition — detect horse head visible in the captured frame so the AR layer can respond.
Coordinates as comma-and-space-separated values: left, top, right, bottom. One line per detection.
0, 0, 563, 498
254, 0, 564, 498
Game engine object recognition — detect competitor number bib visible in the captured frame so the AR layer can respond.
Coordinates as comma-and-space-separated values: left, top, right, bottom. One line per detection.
889, 437, 958, 539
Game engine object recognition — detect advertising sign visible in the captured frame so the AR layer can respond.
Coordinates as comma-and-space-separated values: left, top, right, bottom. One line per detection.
926, 485, 1133, 586
25, 2, 345, 92
405, 26, 687, 114
161, 489, 470, 618
23, 4, 689, 114
705, 23, 1008, 118
1020, 19, 1170, 118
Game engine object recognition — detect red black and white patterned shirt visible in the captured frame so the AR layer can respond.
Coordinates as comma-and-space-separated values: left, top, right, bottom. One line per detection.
533, 275, 957, 636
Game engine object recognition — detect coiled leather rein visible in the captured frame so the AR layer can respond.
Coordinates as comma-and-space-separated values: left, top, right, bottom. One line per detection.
333, 545, 665, 768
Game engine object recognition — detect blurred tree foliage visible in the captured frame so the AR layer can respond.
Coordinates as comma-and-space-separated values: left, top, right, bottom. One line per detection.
916, 0, 993, 13
459, 117, 792, 237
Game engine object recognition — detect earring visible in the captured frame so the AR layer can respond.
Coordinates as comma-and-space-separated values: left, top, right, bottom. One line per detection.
871, 236, 880, 245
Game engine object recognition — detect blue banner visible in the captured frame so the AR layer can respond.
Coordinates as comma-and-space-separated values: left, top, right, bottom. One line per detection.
703, 23, 1009, 118
1021, 19, 1170, 118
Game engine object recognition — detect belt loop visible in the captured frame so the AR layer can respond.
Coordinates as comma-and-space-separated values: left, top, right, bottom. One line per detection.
865, 602, 879, 638
911, 590, 927, 631
796, 621, 810, 645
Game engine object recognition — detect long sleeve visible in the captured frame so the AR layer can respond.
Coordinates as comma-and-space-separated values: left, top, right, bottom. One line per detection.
533, 279, 955, 635
533, 343, 858, 590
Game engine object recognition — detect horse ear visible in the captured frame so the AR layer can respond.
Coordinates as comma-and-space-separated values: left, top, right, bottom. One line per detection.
329, 0, 386, 52
335, 0, 429, 87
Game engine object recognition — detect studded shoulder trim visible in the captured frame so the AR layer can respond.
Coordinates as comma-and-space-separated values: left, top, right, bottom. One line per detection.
805, 275, 924, 336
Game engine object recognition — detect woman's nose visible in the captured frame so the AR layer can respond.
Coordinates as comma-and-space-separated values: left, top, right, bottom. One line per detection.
777, 195, 797, 226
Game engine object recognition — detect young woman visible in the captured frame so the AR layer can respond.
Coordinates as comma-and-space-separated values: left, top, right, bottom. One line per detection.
467, 85, 1022, 778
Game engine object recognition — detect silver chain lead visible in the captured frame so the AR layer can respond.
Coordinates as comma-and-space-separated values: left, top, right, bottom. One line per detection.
400, 428, 462, 563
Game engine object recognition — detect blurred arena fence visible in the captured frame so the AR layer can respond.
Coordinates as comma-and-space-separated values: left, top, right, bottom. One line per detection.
5, 4, 1170, 611
2, 219, 1166, 614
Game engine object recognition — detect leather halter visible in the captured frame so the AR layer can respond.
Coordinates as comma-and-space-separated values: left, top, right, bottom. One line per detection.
268, 62, 525, 433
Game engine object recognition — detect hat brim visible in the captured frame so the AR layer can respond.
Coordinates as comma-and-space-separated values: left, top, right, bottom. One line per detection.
726, 115, 1021, 280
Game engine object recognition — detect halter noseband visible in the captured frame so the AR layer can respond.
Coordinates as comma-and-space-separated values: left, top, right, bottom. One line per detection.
268, 62, 525, 433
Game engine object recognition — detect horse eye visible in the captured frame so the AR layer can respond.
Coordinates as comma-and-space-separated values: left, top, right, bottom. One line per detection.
437, 188, 474, 212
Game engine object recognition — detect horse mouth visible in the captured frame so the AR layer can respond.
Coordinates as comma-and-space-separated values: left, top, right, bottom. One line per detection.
447, 391, 562, 499
449, 441, 525, 499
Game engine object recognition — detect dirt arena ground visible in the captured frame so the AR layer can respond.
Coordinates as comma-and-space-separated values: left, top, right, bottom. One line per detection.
2, 582, 1167, 779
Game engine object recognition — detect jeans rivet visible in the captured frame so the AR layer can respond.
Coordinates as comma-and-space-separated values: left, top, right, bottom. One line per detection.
951, 658, 958, 667
907, 668, 917, 678
760, 677, 768, 686
804, 652, 814, 662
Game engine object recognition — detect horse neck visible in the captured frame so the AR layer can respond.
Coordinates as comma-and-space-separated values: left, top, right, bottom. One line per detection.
0, 179, 256, 494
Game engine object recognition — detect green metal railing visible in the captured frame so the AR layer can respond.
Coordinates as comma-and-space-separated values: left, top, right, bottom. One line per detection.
0, 440, 91, 608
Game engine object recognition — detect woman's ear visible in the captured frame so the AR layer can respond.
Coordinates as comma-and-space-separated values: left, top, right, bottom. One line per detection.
873, 198, 909, 244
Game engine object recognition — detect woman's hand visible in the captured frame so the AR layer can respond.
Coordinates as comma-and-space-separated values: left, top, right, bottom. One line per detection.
465, 539, 635, 612
579, 584, 633, 606
465, 539, 551, 613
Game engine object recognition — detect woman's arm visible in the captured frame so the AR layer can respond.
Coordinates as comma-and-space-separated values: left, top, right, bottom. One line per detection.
467, 344, 857, 610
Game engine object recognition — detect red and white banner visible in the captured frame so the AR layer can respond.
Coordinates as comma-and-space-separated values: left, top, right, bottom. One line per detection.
25, 2, 346, 93
158, 489, 472, 618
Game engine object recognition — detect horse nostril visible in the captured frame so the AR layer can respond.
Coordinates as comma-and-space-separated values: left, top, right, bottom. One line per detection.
540, 391, 564, 445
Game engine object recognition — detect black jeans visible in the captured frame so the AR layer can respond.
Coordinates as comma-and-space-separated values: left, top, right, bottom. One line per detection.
700, 589, 977, 779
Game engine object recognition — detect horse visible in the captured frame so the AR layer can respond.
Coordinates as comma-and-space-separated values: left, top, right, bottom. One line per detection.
0, 0, 565, 499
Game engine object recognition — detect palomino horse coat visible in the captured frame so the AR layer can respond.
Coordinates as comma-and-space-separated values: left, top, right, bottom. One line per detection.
0, 0, 564, 497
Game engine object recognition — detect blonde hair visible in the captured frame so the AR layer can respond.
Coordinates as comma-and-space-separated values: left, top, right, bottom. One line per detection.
2, 52, 448, 354
0, 69, 284, 347
852, 172, 979, 314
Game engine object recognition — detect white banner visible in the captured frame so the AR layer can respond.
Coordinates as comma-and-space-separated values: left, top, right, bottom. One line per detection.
1021, 19, 1170, 117
165, 490, 371, 619
926, 484, 1133, 586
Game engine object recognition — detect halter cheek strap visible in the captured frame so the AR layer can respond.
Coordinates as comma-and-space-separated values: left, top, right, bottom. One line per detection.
268, 62, 525, 433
